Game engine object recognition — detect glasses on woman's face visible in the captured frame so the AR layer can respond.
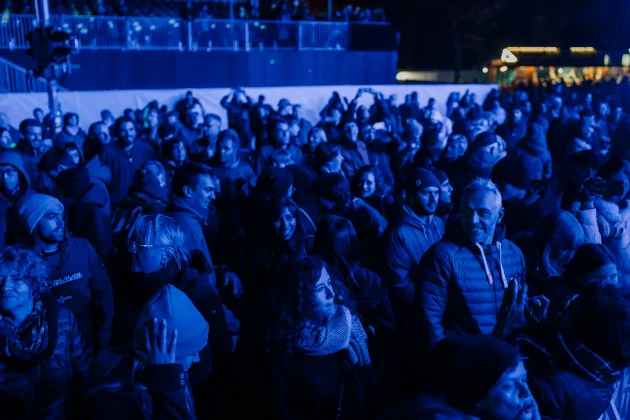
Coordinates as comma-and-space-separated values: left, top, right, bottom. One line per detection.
127, 240, 155, 254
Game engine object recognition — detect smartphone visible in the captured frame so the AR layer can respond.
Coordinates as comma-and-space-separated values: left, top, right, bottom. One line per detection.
373, 121, 387, 131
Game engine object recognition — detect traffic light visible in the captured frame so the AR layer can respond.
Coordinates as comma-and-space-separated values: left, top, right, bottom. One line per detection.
25, 27, 52, 64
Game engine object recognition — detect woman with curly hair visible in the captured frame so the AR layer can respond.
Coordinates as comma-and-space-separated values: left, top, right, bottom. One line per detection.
0, 245, 86, 418
264, 256, 377, 419
351, 165, 396, 221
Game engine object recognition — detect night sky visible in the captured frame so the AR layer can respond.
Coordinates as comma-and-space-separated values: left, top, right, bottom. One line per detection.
375, 0, 624, 69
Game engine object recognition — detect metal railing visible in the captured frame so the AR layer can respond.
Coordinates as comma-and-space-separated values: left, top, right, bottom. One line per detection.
0, 14, 352, 51
0, 55, 50, 92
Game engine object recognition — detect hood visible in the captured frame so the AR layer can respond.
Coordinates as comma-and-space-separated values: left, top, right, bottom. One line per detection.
167, 196, 209, 222
594, 198, 630, 224
77, 184, 108, 208
517, 124, 548, 154
465, 149, 502, 172
85, 155, 112, 187
0, 150, 31, 191
398, 204, 436, 231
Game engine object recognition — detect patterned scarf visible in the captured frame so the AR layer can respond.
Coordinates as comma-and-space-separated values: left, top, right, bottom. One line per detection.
294, 304, 371, 367
0, 300, 49, 360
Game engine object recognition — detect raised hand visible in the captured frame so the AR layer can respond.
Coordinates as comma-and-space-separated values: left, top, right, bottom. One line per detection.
493, 279, 527, 339
142, 318, 177, 366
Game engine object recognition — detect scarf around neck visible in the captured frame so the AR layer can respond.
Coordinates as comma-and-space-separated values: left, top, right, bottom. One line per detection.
294, 304, 371, 367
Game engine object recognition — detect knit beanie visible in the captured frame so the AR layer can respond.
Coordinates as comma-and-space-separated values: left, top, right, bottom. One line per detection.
432, 168, 449, 185
56, 167, 92, 199
133, 285, 209, 358
18, 194, 64, 234
257, 167, 294, 198
432, 335, 520, 413
407, 168, 441, 193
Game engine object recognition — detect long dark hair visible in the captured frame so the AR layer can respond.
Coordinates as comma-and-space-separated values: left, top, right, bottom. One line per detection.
313, 215, 363, 294
268, 256, 355, 353
564, 243, 616, 285
351, 165, 390, 197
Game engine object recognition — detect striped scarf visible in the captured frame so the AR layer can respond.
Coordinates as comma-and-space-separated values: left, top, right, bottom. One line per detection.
294, 304, 371, 367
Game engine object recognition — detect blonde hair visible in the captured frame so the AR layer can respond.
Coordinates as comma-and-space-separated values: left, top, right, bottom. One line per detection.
131, 214, 189, 270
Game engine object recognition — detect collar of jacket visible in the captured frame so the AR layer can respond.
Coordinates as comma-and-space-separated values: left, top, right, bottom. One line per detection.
167, 196, 209, 222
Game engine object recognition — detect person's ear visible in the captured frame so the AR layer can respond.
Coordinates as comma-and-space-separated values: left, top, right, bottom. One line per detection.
497, 207, 505, 224
183, 185, 192, 198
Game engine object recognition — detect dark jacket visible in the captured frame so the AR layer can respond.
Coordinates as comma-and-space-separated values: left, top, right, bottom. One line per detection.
87, 355, 195, 420
0, 293, 86, 420
340, 198, 389, 269
340, 139, 370, 180
64, 184, 113, 263
255, 144, 304, 174
515, 125, 553, 182
211, 158, 257, 199
517, 325, 620, 420
0, 150, 31, 249
112, 257, 231, 390
376, 394, 480, 420
165, 197, 217, 287
16, 139, 41, 184
56, 128, 87, 151
101, 141, 155, 207
38, 236, 114, 351
384, 205, 444, 305
85, 155, 113, 218
415, 223, 526, 348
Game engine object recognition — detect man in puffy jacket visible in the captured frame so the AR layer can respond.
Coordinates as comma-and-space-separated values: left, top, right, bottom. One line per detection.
384, 168, 444, 318
416, 178, 526, 349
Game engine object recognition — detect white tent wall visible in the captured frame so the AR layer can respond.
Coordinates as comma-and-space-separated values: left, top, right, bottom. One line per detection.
0, 84, 496, 129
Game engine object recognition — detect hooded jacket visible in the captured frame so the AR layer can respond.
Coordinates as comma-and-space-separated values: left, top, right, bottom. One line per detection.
85, 155, 112, 218
165, 197, 217, 287
384, 205, 444, 304
0, 293, 86, 420
594, 198, 630, 275
515, 125, 553, 182
64, 183, 113, 263
0, 150, 31, 249
415, 222, 526, 349
37, 235, 114, 350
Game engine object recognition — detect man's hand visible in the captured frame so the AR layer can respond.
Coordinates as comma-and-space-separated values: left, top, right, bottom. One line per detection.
527, 295, 550, 323
493, 279, 527, 339
140, 318, 177, 366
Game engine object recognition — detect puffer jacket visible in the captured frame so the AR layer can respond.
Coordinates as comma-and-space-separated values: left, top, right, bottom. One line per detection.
384, 205, 444, 304
0, 293, 86, 420
595, 198, 630, 275
415, 222, 526, 348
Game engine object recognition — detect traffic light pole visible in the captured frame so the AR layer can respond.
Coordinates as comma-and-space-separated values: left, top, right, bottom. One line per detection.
34, 0, 57, 114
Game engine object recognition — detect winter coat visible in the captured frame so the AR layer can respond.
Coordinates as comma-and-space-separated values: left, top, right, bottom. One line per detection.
65, 184, 113, 263
0, 293, 86, 420
340, 139, 371, 180
595, 198, 630, 275
517, 325, 620, 420
384, 205, 444, 305
365, 141, 394, 189
415, 223, 526, 349
87, 355, 195, 420
255, 144, 304, 174
364, 193, 397, 221
100, 143, 134, 208
84, 155, 112, 218
211, 158, 257, 199
112, 257, 231, 390
342, 198, 389, 269
165, 197, 216, 287
497, 119, 528, 149
515, 125, 553, 182
16, 140, 41, 184
0, 150, 31, 249
38, 236, 114, 351
56, 128, 86, 152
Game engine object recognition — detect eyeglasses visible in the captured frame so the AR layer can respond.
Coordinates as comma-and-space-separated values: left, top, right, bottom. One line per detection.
127, 240, 155, 254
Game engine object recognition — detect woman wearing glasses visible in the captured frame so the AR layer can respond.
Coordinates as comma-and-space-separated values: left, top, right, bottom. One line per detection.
112, 213, 232, 416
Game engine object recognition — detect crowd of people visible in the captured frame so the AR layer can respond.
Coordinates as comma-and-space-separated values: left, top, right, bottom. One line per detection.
3, 0, 386, 22
0, 81, 629, 419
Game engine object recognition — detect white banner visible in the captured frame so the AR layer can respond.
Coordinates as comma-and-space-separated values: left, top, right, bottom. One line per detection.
0, 84, 496, 129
